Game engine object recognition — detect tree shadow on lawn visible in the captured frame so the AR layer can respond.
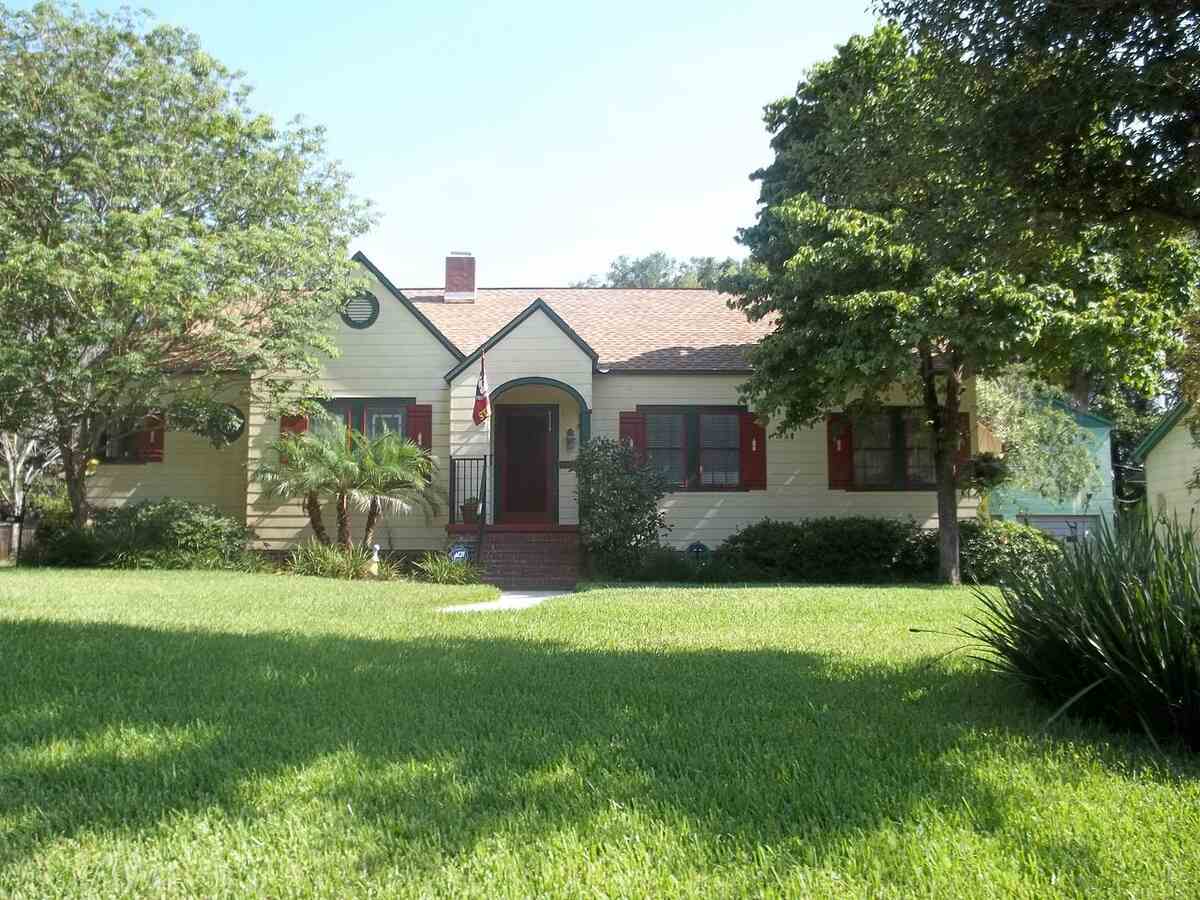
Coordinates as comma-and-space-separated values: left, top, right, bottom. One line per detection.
0, 619, 1194, 878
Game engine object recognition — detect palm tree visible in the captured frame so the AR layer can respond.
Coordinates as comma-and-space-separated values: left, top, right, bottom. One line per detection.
255, 419, 438, 550
345, 429, 439, 549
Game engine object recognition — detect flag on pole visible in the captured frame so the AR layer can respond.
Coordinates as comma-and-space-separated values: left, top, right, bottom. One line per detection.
472, 354, 491, 426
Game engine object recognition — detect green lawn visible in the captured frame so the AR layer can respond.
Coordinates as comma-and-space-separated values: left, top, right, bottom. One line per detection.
1, 571, 1197, 898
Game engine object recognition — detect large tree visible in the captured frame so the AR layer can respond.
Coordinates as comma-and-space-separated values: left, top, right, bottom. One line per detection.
0, 3, 371, 525
726, 27, 1196, 582
574, 252, 741, 289
879, 0, 1200, 231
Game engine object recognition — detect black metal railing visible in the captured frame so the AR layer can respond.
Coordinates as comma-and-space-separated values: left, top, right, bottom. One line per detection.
449, 456, 488, 525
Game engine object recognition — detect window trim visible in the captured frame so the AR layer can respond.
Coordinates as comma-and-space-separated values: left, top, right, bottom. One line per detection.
847, 407, 938, 492
645, 410, 688, 490
320, 397, 415, 437
638, 405, 747, 492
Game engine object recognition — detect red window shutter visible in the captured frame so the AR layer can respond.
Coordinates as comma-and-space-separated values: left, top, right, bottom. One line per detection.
280, 414, 309, 436
827, 413, 853, 489
134, 414, 165, 463
406, 404, 433, 451
739, 412, 767, 490
955, 412, 971, 477
619, 412, 647, 461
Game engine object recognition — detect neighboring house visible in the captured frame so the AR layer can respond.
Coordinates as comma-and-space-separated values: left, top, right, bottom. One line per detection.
988, 405, 1117, 541
1133, 402, 1198, 526
90, 252, 983, 585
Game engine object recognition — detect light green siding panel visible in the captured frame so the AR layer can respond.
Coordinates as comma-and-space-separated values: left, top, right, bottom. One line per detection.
989, 421, 1115, 522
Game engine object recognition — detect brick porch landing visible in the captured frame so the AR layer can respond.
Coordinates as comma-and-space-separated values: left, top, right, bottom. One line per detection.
446, 524, 581, 590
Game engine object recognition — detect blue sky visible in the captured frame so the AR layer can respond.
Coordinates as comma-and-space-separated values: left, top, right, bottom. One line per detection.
73, 1, 875, 286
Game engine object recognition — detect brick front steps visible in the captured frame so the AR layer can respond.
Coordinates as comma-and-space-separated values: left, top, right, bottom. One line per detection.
447, 525, 581, 590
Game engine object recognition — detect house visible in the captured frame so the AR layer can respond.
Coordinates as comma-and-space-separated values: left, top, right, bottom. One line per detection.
1133, 402, 1198, 527
987, 405, 1116, 541
89, 252, 983, 587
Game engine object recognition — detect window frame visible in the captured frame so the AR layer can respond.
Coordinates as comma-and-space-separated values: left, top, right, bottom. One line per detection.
644, 410, 688, 489
847, 406, 938, 492
319, 397, 415, 439
638, 405, 746, 492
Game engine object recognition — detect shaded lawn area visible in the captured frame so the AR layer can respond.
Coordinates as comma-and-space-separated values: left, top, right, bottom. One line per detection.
1, 571, 1197, 898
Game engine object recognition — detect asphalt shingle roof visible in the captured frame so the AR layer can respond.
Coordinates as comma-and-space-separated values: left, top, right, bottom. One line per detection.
404, 287, 769, 371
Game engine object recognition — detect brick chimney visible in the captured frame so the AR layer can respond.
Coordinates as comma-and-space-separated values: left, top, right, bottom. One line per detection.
445, 252, 476, 303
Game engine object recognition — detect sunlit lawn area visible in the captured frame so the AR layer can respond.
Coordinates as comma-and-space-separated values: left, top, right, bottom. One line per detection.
1, 570, 1197, 898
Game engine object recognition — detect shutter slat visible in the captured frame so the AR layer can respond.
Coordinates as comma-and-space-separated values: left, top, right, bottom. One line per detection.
406, 404, 433, 451
739, 412, 767, 490
619, 412, 647, 462
827, 413, 853, 489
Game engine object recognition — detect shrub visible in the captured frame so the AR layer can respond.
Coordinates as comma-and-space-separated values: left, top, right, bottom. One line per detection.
411, 551, 483, 585
288, 539, 401, 580
29, 498, 254, 571
575, 437, 670, 576
710, 519, 806, 581
33, 524, 106, 567
93, 498, 250, 560
714, 516, 924, 583
968, 516, 1200, 750
632, 547, 702, 583
959, 518, 1063, 583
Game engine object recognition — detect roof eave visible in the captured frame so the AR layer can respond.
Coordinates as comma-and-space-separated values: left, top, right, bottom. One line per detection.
443, 298, 600, 383
352, 251, 465, 361
1132, 401, 1193, 463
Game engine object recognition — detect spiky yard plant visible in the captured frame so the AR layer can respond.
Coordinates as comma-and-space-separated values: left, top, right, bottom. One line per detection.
255, 420, 438, 549
967, 515, 1200, 750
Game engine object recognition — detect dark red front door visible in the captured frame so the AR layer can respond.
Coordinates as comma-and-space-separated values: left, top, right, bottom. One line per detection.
496, 406, 556, 523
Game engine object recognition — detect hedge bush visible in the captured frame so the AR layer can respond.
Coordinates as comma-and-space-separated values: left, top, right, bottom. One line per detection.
31, 498, 257, 570
969, 516, 1200, 750
617, 516, 1061, 585
712, 516, 923, 583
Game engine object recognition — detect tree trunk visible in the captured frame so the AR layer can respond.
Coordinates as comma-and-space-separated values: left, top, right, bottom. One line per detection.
10, 481, 24, 564
335, 493, 352, 550
362, 496, 381, 550
921, 348, 963, 585
1070, 369, 1091, 411
304, 491, 331, 544
61, 446, 89, 528
935, 429, 962, 585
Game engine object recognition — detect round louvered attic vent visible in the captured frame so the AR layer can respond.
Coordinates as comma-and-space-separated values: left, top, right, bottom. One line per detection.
341, 292, 380, 329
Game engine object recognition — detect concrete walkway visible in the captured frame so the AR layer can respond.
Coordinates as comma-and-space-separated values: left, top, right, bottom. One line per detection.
439, 590, 568, 614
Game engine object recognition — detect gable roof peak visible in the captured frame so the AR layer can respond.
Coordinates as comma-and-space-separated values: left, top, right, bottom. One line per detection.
444, 297, 599, 383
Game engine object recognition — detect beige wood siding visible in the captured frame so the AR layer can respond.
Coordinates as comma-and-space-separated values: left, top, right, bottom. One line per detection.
591, 373, 980, 549
245, 268, 459, 551
1146, 416, 1199, 526
88, 381, 250, 521
448, 308, 594, 525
